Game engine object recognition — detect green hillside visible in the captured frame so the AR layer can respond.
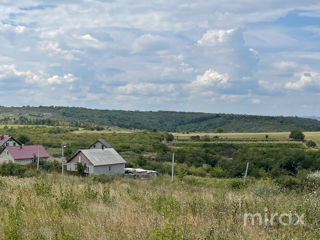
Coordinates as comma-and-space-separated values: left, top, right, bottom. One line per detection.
0, 106, 319, 132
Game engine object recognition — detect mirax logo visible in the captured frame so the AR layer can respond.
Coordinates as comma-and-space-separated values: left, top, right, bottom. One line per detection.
244, 208, 305, 226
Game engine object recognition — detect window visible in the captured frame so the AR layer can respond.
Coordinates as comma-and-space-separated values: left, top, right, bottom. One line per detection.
78, 155, 81, 163
108, 166, 111, 171
102, 145, 104, 150
5, 142, 8, 146
13, 142, 16, 146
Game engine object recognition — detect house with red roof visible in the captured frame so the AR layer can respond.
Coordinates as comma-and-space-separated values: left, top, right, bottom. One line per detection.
0, 135, 21, 148
0, 145, 51, 165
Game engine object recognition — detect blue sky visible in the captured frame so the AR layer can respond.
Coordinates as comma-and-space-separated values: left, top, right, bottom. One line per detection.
0, 0, 320, 116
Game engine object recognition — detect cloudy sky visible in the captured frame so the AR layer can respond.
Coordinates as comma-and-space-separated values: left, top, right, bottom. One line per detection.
1, 0, 320, 116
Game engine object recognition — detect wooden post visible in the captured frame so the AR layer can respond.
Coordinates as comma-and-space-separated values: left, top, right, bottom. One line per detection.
244, 162, 249, 185
171, 152, 175, 182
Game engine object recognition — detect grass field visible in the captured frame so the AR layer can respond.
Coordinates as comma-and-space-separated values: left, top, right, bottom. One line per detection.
0, 174, 317, 240
173, 131, 320, 146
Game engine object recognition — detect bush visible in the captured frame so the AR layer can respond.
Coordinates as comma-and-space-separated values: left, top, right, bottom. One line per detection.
275, 175, 299, 190
306, 140, 317, 148
215, 127, 224, 133
0, 162, 27, 177
251, 182, 282, 197
289, 129, 305, 141
227, 179, 244, 190
209, 167, 226, 178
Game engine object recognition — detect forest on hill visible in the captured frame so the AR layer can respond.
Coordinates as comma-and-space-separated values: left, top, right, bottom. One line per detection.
0, 106, 320, 132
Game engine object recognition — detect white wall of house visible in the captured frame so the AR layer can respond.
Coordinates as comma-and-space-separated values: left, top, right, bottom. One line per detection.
67, 163, 94, 174
5, 139, 20, 147
67, 162, 125, 175
0, 150, 14, 161
93, 163, 125, 175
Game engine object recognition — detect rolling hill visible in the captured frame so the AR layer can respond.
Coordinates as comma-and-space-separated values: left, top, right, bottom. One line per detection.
0, 106, 319, 132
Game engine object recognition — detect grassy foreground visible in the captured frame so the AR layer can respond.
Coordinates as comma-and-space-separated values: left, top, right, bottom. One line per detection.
0, 174, 318, 240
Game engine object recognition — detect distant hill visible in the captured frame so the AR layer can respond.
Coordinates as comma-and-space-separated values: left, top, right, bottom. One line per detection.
0, 106, 320, 132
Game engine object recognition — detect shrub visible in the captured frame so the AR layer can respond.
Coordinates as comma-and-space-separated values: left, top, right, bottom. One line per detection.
209, 167, 226, 178
76, 162, 87, 175
215, 127, 224, 133
33, 181, 52, 197
275, 175, 299, 190
306, 140, 317, 148
0, 162, 26, 177
251, 182, 282, 197
190, 135, 200, 141
289, 129, 305, 141
227, 179, 244, 190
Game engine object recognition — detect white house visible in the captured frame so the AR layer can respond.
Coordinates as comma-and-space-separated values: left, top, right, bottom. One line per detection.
67, 148, 126, 175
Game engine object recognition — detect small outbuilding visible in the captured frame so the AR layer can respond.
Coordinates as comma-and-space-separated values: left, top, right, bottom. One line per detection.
67, 148, 126, 175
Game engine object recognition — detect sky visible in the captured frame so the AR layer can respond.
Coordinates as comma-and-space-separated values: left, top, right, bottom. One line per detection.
0, 0, 320, 116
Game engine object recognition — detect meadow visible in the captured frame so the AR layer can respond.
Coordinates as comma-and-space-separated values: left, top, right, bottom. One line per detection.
0, 173, 319, 240
0, 125, 320, 239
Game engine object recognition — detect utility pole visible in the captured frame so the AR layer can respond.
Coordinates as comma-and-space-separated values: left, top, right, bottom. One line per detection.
171, 152, 175, 182
37, 145, 40, 170
61, 143, 66, 176
244, 162, 249, 185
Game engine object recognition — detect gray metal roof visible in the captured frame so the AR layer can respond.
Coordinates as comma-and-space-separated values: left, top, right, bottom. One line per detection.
81, 148, 126, 166
97, 139, 112, 148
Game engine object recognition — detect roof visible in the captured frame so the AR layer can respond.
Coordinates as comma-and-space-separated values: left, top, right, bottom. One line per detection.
0, 135, 21, 147
90, 139, 112, 148
73, 148, 126, 166
5, 145, 50, 160
0, 135, 10, 146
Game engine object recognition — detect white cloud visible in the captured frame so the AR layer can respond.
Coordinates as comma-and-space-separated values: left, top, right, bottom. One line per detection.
285, 72, 320, 90
77, 34, 104, 49
47, 73, 76, 85
190, 69, 229, 88
251, 98, 261, 104
39, 41, 76, 60
132, 34, 170, 53
272, 61, 299, 71
117, 83, 175, 95
220, 94, 246, 103
197, 29, 235, 46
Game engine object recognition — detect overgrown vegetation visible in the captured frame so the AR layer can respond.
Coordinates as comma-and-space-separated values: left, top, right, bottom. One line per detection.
1, 106, 320, 132
0, 174, 317, 239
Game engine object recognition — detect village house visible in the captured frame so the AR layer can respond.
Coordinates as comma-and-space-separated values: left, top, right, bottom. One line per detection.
89, 139, 112, 150
0, 135, 21, 148
0, 145, 51, 165
67, 140, 126, 175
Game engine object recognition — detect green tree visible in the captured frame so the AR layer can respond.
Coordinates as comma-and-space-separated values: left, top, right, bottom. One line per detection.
306, 140, 317, 148
17, 135, 30, 144
76, 162, 87, 175
289, 130, 305, 141
215, 127, 224, 133
165, 133, 174, 142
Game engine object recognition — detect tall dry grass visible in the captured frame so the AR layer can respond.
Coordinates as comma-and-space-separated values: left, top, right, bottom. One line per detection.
0, 174, 318, 239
